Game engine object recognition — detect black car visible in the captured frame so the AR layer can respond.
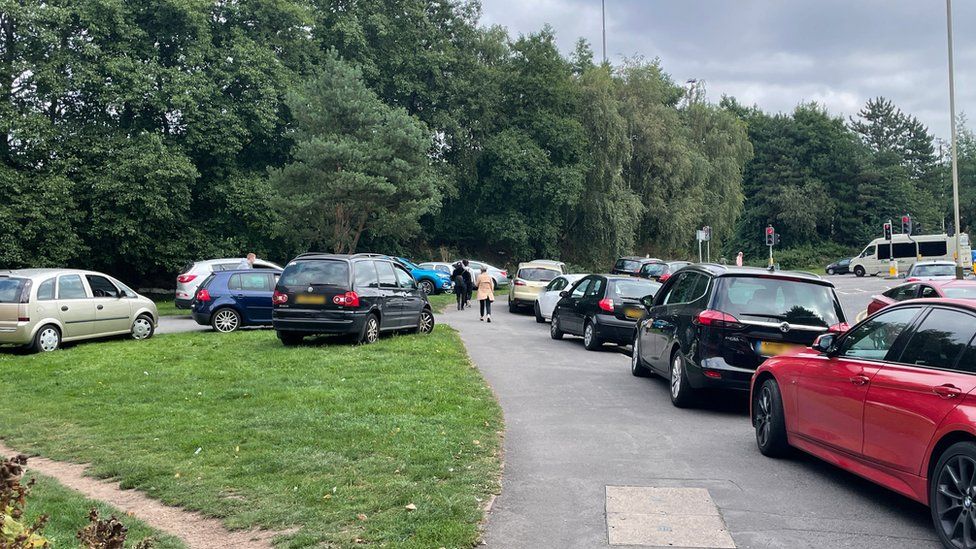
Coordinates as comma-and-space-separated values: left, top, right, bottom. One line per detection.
550, 275, 661, 350
611, 256, 661, 277
271, 253, 434, 345
637, 260, 692, 282
630, 265, 847, 407
825, 257, 852, 275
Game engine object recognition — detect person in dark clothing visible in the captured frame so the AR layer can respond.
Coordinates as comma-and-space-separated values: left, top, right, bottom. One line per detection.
461, 260, 474, 308
451, 262, 467, 310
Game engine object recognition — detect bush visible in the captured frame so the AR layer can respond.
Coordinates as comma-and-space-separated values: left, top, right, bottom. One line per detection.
763, 242, 859, 272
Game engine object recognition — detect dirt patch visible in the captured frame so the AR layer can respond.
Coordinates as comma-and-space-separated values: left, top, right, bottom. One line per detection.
0, 441, 291, 549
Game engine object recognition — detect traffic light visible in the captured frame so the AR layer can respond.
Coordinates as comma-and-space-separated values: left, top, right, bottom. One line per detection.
883, 222, 892, 240
765, 225, 775, 246
774, 233, 781, 245
901, 215, 912, 235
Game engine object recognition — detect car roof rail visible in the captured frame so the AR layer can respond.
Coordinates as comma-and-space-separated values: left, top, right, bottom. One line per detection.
351, 253, 388, 259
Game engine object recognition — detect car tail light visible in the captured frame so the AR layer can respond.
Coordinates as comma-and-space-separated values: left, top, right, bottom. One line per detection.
272, 290, 288, 305
501, 270, 508, 277
177, 274, 197, 284
658, 273, 671, 282
333, 291, 360, 307
514, 279, 526, 286
828, 322, 850, 333
598, 298, 614, 312
196, 288, 211, 302
695, 309, 743, 329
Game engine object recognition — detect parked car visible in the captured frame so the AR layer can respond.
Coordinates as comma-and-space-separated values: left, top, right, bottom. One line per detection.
391, 257, 453, 295
0, 269, 158, 353
638, 260, 691, 282
534, 274, 586, 323
418, 262, 454, 278
750, 299, 976, 549
906, 260, 958, 281
190, 269, 282, 332
271, 253, 434, 345
508, 260, 566, 313
176, 257, 282, 309
611, 256, 661, 277
866, 279, 976, 315
630, 265, 848, 407
550, 275, 661, 350
457, 260, 509, 289
824, 257, 852, 275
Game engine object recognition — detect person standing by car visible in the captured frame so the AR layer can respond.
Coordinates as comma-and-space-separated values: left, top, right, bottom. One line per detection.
237, 253, 256, 270
452, 262, 467, 310
735, 251, 743, 267
476, 266, 495, 322
461, 260, 474, 308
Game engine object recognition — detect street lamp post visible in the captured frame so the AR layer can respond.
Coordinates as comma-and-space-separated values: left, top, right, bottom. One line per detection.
946, 0, 964, 279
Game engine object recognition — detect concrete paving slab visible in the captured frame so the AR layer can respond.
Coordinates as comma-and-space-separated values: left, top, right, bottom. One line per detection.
606, 486, 735, 548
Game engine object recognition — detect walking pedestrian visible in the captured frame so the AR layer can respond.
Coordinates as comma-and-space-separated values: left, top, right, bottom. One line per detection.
461, 260, 474, 309
451, 262, 467, 310
476, 265, 495, 322
735, 251, 744, 267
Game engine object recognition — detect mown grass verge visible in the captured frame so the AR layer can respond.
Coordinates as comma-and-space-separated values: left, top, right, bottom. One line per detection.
0, 328, 502, 548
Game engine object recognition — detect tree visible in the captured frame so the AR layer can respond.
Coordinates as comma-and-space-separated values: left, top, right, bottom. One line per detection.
271, 54, 443, 254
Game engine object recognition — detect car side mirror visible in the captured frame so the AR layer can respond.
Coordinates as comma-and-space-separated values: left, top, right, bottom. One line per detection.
118, 290, 127, 298
640, 295, 655, 309
812, 333, 836, 354
559, 291, 569, 298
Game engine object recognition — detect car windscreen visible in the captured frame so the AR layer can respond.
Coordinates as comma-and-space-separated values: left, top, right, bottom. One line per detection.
397, 258, 419, 270
641, 263, 666, 276
715, 276, 842, 328
912, 264, 955, 277
943, 286, 976, 299
615, 259, 641, 272
518, 268, 559, 282
280, 260, 349, 287
611, 279, 661, 299
0, 278, 26, 303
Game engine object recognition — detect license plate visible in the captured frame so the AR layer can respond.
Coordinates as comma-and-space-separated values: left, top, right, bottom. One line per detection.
757, 341, 801, 357
294, 294, 326, 305
625, 308, 642, 320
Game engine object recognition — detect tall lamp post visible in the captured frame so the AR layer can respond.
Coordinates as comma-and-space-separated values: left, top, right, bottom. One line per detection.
946, 0, 964, 278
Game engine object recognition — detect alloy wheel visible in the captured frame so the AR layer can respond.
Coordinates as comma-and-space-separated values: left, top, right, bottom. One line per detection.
631, 335, 640, 373
419, 280, 434, 295
418, 311, 434, 334
551, 316, 559, 336
584, 324, 593, 346
213, 310, 240, 333
38, 328, 60, 352
365, 317, 379, 343
671, 354, 683, 399
131, 317, 153, 339
755, 386, 773, 448
936, 455, 976, 548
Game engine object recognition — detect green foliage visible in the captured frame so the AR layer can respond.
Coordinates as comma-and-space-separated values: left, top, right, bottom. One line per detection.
769, 242, 860, 271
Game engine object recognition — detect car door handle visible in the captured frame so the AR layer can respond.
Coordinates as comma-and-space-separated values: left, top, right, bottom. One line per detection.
934, 384, 962, 399
61, 306, 69, 311
96, 305, 104, 310
850, 375, 870, 386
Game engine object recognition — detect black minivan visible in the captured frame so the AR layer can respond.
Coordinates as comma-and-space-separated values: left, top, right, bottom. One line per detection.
630, 265, 847, 407
271, 253, 434, 345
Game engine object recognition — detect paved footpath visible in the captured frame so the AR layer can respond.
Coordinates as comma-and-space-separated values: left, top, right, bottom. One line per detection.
441, 303, 937, 549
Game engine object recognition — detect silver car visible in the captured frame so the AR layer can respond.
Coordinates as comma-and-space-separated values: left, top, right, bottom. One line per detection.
0, 269, 158, 353
534, 274, 586, 322
906, 260, 958, 281
176, 257, 282, 309
420, 260, 510, 290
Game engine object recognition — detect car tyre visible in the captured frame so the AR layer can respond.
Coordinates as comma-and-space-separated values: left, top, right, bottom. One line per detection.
854, 266, 865, 277
754, 378, 790, 457
131, 314, 155, 340
509, 297, 517, 314
360, 314, 380, 344
826, 268, 835, 275
418, 279, 435, 295
278, 331, 303, 346
211, 308, 241, 333
583, 320, 602, 351
669, 349, 696, 408
631, 332, 651, 377
550, 312, 564, 340
931, 441, 976, 549
31, 325, 61, 353
415, 308, 435, 334
534, 302, 545, 323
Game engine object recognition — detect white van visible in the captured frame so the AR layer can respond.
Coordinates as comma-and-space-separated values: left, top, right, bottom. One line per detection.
849, 233, 972, 277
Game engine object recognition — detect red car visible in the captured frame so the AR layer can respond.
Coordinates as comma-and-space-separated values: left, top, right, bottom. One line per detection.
866, 279, 976, 315
751, 299, 976, 549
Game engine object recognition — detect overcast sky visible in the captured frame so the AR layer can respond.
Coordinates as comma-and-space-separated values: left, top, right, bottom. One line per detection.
479, 0, 976, 140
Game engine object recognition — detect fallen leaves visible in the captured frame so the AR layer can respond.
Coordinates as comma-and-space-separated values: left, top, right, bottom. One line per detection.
405, 503, 417, 511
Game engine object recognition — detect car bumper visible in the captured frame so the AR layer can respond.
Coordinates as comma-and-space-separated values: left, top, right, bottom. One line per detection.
191, 311, 212, 326
685, 355, 756, 391
272, 309, 370, 335
175, 297, 193, 309
511, 288, 544, 303
593, 314, 637, 344
0, 323, 32, 345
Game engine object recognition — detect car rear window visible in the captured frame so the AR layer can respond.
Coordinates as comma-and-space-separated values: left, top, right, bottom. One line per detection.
641, 263, 666, 276
280, 260, 350, 287
612, 279, 661, 299
0, 278, 26, 303
518, 268, 559, 282
943, 286, 976, 299
912, 264, 955, 277
715, 276, 842, 328
615, 259, 641, 272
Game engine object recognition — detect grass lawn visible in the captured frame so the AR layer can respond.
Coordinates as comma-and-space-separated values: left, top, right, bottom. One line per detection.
0, 328, 502, 548
3, 470, 184, 548
150, 296, 185, 317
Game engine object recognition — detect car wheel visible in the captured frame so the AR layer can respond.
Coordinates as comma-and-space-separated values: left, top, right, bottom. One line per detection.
931, 441, 976, 549
360, 314, 380, 344
415, 309, 435, 334
277, 331, 303, 346
550, 313, 564, 340
31, 325, 61, 353
826, 268, 835, 275
754, 378, 790, 457
854, 266, 865, 277
534, 302, 545, 323
131, 314, 155, 340
631, 332, 651, 377
418, 279, 435, 295
669, 349, 696, 408
211, 308, 241, 333
583, 320, 602, 351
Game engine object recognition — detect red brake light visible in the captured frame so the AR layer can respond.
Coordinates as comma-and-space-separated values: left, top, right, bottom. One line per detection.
272, 290, 288, 305
695, 309, 742, 328
501, 270, 507, 277
598, 298, 614, 312
177, 274, 197, 284
333, 291, 360, 307
658, 273, 671, 282
828, 322, 850, 333
196, 288, 211, 302
514, 280, 526, 286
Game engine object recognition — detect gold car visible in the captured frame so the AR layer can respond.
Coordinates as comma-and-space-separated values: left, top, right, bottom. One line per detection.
0, 269, 158, 353
508, 260, 566, 313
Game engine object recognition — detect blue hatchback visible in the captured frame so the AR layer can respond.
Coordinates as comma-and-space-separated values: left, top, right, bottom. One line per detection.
191, 269, 282, 332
